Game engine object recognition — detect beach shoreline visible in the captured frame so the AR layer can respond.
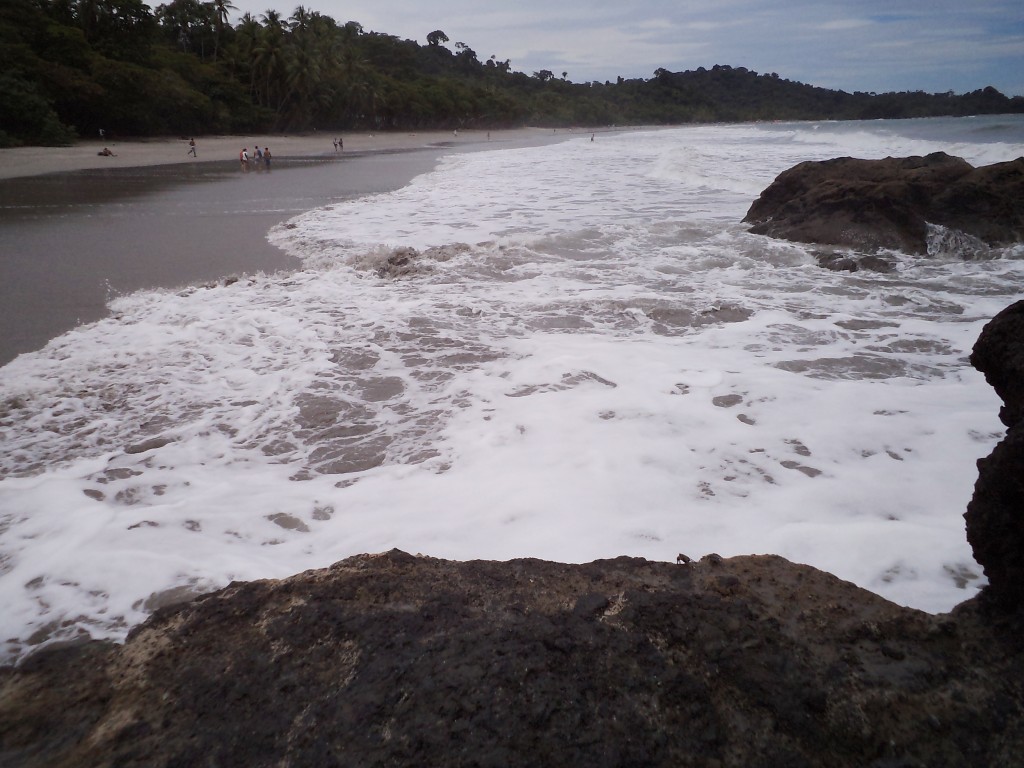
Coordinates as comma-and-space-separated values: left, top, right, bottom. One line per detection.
0, 126, 627, 365
0, 127, 594, 181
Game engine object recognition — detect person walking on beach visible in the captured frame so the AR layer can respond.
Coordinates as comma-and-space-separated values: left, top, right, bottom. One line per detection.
240, 147, 249, 171
263, 147, 271, 170
333, 137, 338, 152
187, 138, 196, 157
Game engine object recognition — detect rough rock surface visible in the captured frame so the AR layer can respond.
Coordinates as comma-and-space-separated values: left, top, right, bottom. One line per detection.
965, 300, 1024, 609
743, 152, 1024, 256
1, 551, 1023, 768
3, 305, 1024, 768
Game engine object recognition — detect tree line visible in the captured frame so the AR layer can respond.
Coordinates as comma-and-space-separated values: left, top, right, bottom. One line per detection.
2, 0, 1022, 146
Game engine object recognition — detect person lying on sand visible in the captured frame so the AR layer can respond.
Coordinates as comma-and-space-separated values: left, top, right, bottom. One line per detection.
97, 147, 117, 156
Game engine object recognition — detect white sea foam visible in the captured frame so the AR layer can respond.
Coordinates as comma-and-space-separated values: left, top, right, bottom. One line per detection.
2, 116, 1023, 660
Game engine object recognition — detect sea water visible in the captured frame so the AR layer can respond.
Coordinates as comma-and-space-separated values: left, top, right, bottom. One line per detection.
1, 116, 1022, 660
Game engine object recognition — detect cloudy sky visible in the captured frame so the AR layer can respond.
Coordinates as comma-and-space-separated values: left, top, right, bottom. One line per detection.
228, 0, 1024, 96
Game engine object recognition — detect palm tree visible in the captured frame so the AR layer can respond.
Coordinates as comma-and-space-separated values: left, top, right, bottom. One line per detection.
282, 31, 322, 126
288, 4, 311, 34
254, 10, 288, 112
260, 8, 282, 32
208, 0, 235, 60
211, 0, 233, 29
337, 46, 379, 126
233, 12, 262, 99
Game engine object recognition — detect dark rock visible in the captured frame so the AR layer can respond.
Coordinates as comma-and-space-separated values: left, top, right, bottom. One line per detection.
2, 552, 1023, 768
814, 252, 895, 273
969, 300, 1024, 429
858, 255, 896, 273
744, 153, 1024, 256
965, 301, 1024, 609
819, 254, 860, 272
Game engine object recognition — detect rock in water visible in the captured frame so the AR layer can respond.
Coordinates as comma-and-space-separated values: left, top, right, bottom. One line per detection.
743, 153, 1024, 256
965, 300, 1024, 609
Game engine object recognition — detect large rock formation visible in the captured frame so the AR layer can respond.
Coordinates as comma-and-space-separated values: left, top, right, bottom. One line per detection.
965, 300, 1024, 610
2, 551, 1023, 768
2, 305, 1024, 768
743, 152, 1024, 257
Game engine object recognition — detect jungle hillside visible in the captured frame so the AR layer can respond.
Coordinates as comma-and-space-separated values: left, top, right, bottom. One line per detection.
3, 0, 1023, 146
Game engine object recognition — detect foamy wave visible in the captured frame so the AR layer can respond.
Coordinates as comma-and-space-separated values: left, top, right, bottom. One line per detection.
3, 116, 1023, 661
926, 223, 994, 261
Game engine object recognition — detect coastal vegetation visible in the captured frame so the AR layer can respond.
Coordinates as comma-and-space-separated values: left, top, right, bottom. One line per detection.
2, 0, 1023, 146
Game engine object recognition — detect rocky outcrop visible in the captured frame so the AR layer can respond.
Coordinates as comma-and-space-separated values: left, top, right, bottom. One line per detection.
3, 305, 1024, 768
965, 300, 1024, 610
743, 153, 1024, 256
1, 551, 1023, 768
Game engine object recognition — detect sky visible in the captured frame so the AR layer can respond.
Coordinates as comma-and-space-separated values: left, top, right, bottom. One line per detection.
226, 0, 1024, 97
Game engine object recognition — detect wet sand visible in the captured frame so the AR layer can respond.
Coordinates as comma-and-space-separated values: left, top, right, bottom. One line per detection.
0, 129, 569, 365
0, 129, 561, 182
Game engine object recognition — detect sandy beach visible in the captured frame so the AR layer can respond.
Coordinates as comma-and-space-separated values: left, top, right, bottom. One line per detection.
0, 128, 569, 181
0, 128, 578, 364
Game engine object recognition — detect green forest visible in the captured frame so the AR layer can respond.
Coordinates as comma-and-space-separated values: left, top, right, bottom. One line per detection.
3, 0, 1023, 147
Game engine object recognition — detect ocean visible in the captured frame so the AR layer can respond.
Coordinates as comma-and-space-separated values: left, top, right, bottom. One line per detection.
1, 116, 1022, 661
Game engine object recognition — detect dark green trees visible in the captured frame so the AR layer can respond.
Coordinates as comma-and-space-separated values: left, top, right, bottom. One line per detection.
2, 2, 1021, 146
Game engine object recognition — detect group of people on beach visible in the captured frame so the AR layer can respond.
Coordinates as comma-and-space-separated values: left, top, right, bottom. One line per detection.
182, 138, 271, 171
239, 145, 272, 172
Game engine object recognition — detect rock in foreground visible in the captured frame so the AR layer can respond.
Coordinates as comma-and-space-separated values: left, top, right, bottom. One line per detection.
965, 300, 1024, 609
4, 303, 1024, 768
2, 550, 1023, 768
743, 152, 1024, 256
